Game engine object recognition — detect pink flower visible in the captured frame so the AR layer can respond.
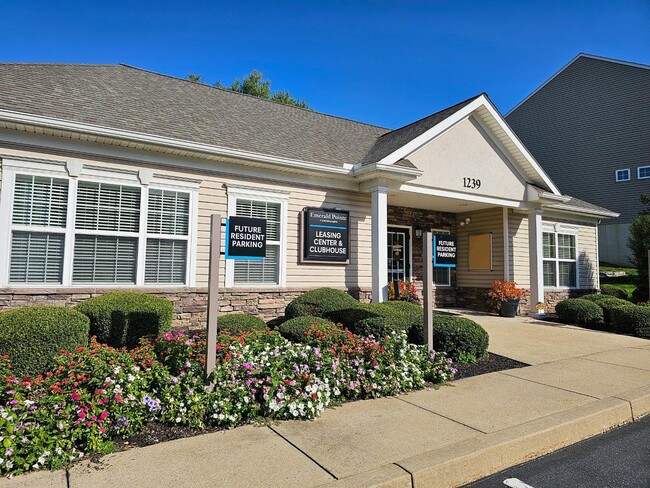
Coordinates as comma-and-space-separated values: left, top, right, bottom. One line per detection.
165, 332, 173, 340
71, 392, 80, 401
99, 411, 108, 421
115, 395, 122, 404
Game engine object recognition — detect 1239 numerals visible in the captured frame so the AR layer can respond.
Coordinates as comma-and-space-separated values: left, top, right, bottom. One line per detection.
463, 178, 481, 189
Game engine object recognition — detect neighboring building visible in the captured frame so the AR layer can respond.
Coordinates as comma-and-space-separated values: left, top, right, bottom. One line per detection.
0, 64, 617, 325
506, 54, 650, 266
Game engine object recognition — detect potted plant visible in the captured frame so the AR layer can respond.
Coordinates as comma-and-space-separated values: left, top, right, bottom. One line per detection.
487, 280, 525, 317
388, 280, 420, 303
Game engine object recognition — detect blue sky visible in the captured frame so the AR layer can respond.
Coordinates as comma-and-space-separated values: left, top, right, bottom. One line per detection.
2, 1, 648, 128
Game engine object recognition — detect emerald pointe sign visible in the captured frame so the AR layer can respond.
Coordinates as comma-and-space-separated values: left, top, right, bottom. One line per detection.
433, 234, 457, 267
225, 216, 267, 260
302, 208, 350, 263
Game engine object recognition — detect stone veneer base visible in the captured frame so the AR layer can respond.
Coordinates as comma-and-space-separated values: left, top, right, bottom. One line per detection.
0, 287, 373, 328
0, 286, 597, 328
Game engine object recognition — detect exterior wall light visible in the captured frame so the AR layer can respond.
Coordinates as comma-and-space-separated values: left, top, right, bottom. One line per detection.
459, 217, 471, 227
415, 228, 423, 238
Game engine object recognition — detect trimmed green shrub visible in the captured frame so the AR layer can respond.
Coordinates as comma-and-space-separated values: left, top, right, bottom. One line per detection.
597, 297, 634, 325
430, 315, 489, 361
218, 314, 267, 335
375, 301, 425, 344
278, 316, 335, 343
0, 306, 90, 377
555, 299, 604, 326
327, 304, 378, 330
331, 301, 425, 341
632, 286, 649, 304
579, 294, 611, 303
284, 288, 361, 320
611, 304, 650, 337
600, 285, 629, 300
76, 292, 173, 348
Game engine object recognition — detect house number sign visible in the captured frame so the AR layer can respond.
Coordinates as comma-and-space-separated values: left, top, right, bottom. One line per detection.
463, 177, 481, 189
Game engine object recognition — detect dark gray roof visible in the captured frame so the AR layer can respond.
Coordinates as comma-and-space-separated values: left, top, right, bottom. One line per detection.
551, 196, 618, 217
0, 63, 389, 167
359, 94, 482, 166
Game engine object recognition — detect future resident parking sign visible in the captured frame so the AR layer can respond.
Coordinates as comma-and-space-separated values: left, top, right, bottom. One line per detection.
433, 234, 457, 267
225, 216, 267, 260
302, 207, 350, 263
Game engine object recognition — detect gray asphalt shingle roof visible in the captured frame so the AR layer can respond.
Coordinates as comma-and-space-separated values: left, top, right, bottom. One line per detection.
0, 63, 390, 167
358, 94, 482, 166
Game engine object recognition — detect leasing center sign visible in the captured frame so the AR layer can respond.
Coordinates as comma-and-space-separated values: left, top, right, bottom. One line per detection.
302, 208, 350, 263
433, 234, 457, 267
225, 216, 267, 260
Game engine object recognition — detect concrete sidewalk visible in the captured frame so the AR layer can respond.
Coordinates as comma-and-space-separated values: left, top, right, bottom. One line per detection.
5, 314, 650, 488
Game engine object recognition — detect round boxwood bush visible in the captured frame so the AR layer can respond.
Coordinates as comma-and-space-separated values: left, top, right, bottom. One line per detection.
430, 315, 489, 361
284, 288, 360, 320
375, 301, 425, 344
555, 299, 604, 326
278, 316, 337, 343
597, 297, 633, 325
600, 285, 629, 300
580, 294, 611, 303
0, 306, 90, 377
611, 304, 650, 337
75, 292, 173, 348
218, 313, 267, 335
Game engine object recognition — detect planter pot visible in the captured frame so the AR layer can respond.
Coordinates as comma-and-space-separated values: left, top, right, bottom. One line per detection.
499, 298, 520, 317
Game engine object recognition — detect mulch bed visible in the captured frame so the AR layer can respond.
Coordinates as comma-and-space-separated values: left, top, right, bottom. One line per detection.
452, 353, 529, 380
115, 353, 529, 449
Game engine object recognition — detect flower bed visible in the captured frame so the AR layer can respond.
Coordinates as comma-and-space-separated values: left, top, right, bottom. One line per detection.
0, 324, 455, 476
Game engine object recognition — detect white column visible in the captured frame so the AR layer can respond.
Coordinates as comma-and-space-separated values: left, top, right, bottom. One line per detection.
528, 208, 544, 314
371, 187, 388, 303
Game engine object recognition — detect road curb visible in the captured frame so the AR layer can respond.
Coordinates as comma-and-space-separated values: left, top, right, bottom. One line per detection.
326, 394, 642, 488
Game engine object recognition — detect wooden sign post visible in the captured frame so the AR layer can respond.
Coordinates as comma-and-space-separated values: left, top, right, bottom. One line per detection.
423, 231, 434, 351
204, 214, 221, 385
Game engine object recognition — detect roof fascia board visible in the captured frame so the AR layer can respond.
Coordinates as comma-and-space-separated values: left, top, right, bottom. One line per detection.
368, 97, 485, 168
479, 97, 562, 195
544, 203, 619, 219
0, 128, 362, 192
353, 162, 422, 183
505, 54, 649, 117
0, 109, 351, 177
364, 94, 562, 195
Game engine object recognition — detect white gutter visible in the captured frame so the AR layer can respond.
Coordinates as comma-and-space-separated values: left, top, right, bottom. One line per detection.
0, 109, 352, 177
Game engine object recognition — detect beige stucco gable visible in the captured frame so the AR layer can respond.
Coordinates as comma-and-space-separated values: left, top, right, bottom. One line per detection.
407, 115, 528, 201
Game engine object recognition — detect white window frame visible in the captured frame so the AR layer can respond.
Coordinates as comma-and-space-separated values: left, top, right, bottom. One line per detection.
637, 166, 650, 180
542, 223, 579, 289
0, 157, 199, 288
431, 227, 451, 286
225, 184, 288, 289
615, 168, 631, 182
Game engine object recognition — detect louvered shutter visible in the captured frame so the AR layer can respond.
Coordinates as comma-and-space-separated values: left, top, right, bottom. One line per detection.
233, 199, 281, 285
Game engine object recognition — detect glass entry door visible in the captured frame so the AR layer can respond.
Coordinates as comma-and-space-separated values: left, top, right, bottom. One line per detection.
387, 227, 410, 282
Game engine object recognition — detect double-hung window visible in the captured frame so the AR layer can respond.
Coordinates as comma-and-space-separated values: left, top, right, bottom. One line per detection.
542, 230, 577, 288
226, 186, 288, 288
1, 159, 197, 287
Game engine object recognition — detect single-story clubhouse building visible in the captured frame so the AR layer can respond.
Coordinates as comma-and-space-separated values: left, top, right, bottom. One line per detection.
0, 64, 618, 326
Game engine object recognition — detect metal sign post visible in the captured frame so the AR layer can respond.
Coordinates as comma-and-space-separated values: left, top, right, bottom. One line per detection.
423, 231, 434, 351
205, 214, 221, 386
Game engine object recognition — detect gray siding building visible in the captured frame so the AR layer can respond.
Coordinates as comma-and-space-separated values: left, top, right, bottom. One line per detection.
506, 54, 650, 266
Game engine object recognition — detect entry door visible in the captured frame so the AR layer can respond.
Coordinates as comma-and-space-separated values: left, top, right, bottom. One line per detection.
387, 227, 410, 282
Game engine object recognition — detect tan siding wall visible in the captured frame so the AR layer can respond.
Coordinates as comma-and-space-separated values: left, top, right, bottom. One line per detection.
508, 211, 599, 291
456, 207, 504, 288
508, 211, 530, 288
542, 216, 599, 289
0, 146, 373, 291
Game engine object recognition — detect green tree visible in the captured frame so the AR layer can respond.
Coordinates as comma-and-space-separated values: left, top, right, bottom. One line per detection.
187, 70, 311, 109
628, 194, 650, 301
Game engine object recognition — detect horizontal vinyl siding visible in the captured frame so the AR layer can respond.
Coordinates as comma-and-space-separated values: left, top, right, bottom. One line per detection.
196, 177, 373, 289
509, 211, 530, 288
0, 145, 373, 291
456, 208, 504, 288
507, 57, 650, 224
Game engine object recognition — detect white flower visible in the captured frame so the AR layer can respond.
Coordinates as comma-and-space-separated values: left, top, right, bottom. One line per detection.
175, 417, 181, 423
5, 460, 12, 469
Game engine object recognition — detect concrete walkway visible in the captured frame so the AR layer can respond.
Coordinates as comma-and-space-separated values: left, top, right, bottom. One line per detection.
5, 313, 649, 488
